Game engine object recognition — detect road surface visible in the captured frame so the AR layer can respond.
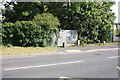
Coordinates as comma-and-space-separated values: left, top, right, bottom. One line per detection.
2, 46, 119, 79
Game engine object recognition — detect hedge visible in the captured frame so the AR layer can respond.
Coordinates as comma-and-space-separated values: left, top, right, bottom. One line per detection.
2, 21, 59, 47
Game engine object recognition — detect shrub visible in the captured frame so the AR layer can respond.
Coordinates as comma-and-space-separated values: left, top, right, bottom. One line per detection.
33, 13, 60, 46
33, 13, 60, 30
2, 21, 40, 46
114, 29, 120, 37
2, 21, 59, 47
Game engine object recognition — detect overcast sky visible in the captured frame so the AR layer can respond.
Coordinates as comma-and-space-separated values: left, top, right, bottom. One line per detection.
111, 0, 120, 23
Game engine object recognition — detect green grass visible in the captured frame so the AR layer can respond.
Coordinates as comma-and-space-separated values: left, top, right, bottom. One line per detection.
1, 46, 57, 55
1, 42, 119, 55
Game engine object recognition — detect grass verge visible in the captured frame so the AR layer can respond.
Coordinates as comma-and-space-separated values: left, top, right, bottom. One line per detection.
1, 42, 119, 55
1, 46, 57, 55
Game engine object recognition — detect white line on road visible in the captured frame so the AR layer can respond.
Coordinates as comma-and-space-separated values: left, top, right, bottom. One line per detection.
4, 60, 84, 71
107, 56, 119, 59
59, 76, 80, 80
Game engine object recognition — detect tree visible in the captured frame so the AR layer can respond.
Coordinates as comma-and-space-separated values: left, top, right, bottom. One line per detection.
46, 2, 71, 29
69, 2, 115, 43
3, 1, 116, 44
2, 2, 60, 47
3, 2, 45, 22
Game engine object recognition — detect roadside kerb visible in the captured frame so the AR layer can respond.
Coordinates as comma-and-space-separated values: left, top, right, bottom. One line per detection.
2, 47, 119, 59
62, 48, 119, 53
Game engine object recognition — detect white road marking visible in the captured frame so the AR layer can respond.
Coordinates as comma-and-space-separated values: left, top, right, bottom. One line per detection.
4, 60, 84, 71
58, 52, 66, 53
59, 76, 81, 80
107, 56, 119, 59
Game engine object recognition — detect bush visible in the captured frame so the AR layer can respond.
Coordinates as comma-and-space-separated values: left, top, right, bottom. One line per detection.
114, 29, 120, 37
33, 13, 60, 30
2, 21, 59, 47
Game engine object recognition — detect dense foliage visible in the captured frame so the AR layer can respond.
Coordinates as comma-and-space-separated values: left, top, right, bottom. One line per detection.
2, 1, 116, 46
2, 21, 59, 47
47, 2, 116, 43
33, 13, 60, 30
114, 28, 120, 37
3, 2, 45, 23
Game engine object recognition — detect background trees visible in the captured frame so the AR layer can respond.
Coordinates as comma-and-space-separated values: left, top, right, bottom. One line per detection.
2, 1, 116, 46
46, 2, 116, 43
3, 2, 46, 22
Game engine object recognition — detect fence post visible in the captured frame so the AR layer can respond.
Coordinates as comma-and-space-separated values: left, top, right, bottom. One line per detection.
77, 40, 80, 46
110, 31, 113, 42
63, 42, 66, 48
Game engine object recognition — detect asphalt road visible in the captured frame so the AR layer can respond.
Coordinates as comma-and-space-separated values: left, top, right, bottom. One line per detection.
2, 46, 119, 78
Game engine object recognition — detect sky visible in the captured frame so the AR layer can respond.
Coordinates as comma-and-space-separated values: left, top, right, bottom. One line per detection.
111, 0, 120, 23
0, 0, 119, 23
